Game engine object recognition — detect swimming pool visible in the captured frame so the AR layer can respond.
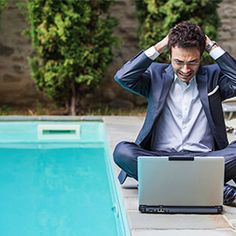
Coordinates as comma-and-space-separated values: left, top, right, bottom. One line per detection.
0, 119, 129, 236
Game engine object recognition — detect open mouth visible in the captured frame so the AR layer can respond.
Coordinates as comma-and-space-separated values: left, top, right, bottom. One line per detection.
178, 71, 193, 82
179, 71, 192, 77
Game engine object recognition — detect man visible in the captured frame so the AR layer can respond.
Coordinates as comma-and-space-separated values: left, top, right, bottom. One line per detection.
113, 22, 236, 206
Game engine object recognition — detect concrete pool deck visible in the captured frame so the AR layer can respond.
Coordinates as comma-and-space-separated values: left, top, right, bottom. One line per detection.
103, 116, 236, 236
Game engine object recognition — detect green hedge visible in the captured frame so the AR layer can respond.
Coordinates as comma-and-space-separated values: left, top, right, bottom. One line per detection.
135, 0, 222, 63
0, 0, 6, 13
27, 0, 117, 115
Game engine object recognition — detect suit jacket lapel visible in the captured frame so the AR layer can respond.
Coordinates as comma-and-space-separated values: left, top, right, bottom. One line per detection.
162, 65, 174, 100
152, 64, 174, 112
196, 67, 214, 128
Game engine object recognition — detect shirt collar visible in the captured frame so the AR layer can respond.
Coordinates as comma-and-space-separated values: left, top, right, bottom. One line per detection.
174, 74, 196, 86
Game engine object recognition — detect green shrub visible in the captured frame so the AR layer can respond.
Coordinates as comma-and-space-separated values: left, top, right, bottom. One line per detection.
135, 0, 222, 63
27, 0, 117, 115
0, 0, 7, 14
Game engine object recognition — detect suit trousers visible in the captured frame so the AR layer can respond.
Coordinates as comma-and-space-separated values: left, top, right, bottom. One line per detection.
113, 141, 236, 184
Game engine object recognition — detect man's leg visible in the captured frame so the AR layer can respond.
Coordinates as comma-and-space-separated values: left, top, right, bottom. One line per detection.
113, 141, 169, 182
113, 140, 236, 205
200, 141, 236, 183
113, 141, 202, 183
199, 141, 236, 206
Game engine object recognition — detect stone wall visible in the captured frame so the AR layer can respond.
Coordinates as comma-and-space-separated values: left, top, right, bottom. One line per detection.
0, 0, 41, 105
218, 0, 236, 56
0, 0, 236, 107
94, 0, 143, 110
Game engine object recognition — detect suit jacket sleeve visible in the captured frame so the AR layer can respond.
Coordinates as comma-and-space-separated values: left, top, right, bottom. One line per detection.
114, 51, 154, 98
216, 52, 236, 100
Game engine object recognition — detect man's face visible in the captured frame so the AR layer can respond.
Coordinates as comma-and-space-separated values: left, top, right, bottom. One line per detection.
171, 46, 201, 83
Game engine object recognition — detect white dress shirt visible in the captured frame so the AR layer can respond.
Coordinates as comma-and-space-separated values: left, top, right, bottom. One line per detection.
144, 45, 225, 152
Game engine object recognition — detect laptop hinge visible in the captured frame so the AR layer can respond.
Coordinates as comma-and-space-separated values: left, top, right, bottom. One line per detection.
168, 156, 194, 161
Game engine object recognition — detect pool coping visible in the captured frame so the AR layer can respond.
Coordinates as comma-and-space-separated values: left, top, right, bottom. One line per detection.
0, 115, 103, 121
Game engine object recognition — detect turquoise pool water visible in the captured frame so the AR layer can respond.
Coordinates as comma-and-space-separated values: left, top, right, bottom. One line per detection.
0, 120, 127, 236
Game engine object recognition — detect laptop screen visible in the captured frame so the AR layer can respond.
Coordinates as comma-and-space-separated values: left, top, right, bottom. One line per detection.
138, 156, 224, 213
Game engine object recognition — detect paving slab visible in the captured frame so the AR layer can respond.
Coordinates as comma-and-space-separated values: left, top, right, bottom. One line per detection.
225, 119, 236, 143
103, 116, 236, 235
132, 229, 236, 236
124, 197, 138, 210
128, 214, 229, 230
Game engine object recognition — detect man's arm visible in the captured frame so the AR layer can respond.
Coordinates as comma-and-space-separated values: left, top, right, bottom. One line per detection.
154, 35, 169, 54
206, 36, 236, 100
114, 36, 168, 97
205, 35, 225, 58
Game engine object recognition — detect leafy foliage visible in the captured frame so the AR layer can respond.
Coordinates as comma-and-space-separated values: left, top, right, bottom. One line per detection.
27, 0, 117, 114
135, 0, 222, 63
0, 0, 6, 13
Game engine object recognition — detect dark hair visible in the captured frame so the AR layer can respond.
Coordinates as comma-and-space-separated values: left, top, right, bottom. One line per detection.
168, 22, 206, 55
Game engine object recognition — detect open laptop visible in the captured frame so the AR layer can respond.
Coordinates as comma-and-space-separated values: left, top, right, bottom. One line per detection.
138, 156, 224, 214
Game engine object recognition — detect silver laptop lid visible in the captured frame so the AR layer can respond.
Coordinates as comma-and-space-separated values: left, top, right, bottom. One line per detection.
138, 156, 224, 207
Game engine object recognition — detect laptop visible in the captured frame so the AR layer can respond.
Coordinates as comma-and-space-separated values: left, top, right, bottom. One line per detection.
138, 156, 224, 214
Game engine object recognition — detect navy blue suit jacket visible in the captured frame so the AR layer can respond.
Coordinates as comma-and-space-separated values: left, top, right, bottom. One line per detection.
115, 51, 236, 151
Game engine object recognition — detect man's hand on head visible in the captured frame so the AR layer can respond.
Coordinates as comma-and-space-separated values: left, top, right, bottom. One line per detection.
154, 35, 169, 54
205, 35, 211, 46
205, 35, 218, 53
